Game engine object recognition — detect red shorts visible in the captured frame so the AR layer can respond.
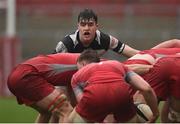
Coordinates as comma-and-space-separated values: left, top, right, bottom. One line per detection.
7, 64, 54, 105
75, 82, 136, 122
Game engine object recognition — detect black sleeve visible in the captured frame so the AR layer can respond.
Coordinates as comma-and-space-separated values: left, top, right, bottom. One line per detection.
112, 41, 125, 53
100, 31, 125, 53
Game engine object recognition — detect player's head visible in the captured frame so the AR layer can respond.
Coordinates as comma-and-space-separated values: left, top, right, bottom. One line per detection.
77, 9, 98, 46
78, 8, 98, 24
77, 49, 100, 69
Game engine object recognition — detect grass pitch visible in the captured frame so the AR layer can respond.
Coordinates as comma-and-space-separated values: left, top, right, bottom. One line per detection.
0, 97, 162, 123
0, 97, 38, 123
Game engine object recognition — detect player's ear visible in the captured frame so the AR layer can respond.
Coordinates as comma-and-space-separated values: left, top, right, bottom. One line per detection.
77, 22, 81, 28
96, 23, 99, 27
82, 61, 87, 66
77, 61, 87, 69
77, 23, 80, 29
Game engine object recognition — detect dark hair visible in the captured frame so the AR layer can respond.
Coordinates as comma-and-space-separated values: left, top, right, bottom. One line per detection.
77, 49, 100, 64
78, 8, 98, 23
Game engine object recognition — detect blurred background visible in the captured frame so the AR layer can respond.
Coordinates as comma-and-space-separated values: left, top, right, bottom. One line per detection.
0, 0, 180, 122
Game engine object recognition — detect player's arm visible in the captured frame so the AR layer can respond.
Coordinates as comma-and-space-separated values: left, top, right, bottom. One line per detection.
152, 39, 180, 49
122, 45, 140, 58
125, 64, 153, 75
125, 71, 159, 122
71, 75, 84, 102
107, 34, 139, 58
72, 84, 83, 103
55, 41, 68, 53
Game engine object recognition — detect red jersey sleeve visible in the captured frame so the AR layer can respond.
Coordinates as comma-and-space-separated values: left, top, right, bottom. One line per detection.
71, 72, 84, 102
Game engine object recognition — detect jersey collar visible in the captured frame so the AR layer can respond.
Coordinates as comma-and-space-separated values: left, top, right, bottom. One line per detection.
70, 30, 101, 48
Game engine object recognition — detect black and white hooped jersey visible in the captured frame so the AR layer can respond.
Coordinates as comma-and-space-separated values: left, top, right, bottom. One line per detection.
55, 30, 125, 55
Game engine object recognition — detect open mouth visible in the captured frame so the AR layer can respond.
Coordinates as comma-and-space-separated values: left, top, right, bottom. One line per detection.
84, 32, 90, 35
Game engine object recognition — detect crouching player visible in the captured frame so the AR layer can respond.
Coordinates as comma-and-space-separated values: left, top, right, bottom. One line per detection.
122, 47, 180, 122
7, 53, 79, 123
66, 50, 159, 123
142, 55, 180, 122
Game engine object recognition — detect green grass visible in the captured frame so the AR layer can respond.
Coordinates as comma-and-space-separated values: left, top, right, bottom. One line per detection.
0, 97, 162, 123
0, 97, 38, 123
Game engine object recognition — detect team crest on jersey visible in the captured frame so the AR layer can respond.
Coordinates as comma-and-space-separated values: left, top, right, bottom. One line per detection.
110, 36, 118, 48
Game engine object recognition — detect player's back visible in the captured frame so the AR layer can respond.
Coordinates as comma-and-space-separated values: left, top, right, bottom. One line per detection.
125, 48, 180, 65
73, 60, 129, 85
150, 48, 180, 55
22, 53, 79, 73
21, 53, 80, 86
23, 53, 79, 65
142, 54, 180, 100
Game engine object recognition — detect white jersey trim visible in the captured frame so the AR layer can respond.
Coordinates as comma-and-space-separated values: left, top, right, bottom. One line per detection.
69, 30, 79, 48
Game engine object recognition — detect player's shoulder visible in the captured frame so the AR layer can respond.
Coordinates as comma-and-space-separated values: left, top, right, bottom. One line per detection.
61, 30, 76, 40
104, 60, 121, 64
100, 60, 122, 67
97, 30, 110, 39
62, 33, 75, 42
